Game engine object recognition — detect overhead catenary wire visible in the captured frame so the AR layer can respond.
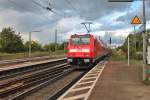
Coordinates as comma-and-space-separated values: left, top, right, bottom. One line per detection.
8, 0, 40, 14
48, 0, 67, 17
65, 0, 81, 17
31, 0, 46, 9
31, 0, 65, 17
50, 0, 96, 20
64, 0, 96, 21
7, 0, 50, 21
75, 0, 95, 21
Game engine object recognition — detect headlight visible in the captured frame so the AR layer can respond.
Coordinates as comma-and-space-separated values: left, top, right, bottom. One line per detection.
67, 58, 73, 62
69, 49, 77, 52
84, 59, 90, 63
69, 49, 90, 52
82, 49, 90, 52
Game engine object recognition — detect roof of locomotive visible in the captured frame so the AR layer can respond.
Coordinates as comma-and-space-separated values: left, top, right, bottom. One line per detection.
70, 34, 94, 38
70, 33, 107, 47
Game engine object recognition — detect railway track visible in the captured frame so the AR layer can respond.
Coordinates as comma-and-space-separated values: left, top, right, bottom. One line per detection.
23, 60, 106, 100
0, 62, 73, 99
48, 58, 107, 100
0, 57, 107, 100
0, 58, 66, 80
0, 56, 52, 66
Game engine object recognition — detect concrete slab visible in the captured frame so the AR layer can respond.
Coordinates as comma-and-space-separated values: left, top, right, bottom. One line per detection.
88, 61, 150, 100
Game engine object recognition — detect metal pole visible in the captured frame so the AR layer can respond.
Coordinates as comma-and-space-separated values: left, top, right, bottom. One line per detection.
110, 37, 112, 49
49, 32, 51, 55
64, 40, 65, 52
29, 32, 31, 57
134, 26, 137, 54
142, 0, 147, 80
55, 29, 57, 51
128, 36, 130, 66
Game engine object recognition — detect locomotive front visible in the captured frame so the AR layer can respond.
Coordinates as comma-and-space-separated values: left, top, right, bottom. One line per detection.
67, 34, 94, 65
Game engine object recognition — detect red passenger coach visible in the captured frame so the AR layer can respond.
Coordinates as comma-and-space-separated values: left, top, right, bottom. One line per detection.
67, 34, 108, 66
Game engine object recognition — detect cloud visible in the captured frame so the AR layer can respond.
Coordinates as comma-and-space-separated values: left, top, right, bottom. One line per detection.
55, 17, 85, 33
116, 1, 150, 28
0, 0, 149, 45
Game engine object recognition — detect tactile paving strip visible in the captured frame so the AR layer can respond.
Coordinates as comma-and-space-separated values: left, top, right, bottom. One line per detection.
58, 61, 107, 100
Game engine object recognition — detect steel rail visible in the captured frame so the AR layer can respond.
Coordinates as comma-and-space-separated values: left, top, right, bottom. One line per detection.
5, 56, 109, 99
48, 71, 87, 100
8, 67, 75, 100
0, 64, 70, 98
0, 58, 66, 80
0, 56, 51, 65
0, 63, 68, 89
48, 59, 108, 100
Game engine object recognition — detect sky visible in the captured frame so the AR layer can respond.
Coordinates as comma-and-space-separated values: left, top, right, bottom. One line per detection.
0, 0, 150, 45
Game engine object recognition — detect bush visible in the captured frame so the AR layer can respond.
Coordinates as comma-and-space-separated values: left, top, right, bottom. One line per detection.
0, 27, 25, 53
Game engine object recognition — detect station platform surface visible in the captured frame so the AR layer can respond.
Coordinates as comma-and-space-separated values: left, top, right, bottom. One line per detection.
0, 57, 65, 72
89, 61, 150, 100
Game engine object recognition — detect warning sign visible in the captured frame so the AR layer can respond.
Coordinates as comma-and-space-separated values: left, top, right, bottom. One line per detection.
131, 16, 141, 25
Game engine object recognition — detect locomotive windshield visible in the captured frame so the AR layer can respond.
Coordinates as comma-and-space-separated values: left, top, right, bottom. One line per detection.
71, 36, 90, 45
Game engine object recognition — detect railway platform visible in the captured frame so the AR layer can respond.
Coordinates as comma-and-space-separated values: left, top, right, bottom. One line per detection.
0, 57, 66, 72
88, 61, 150, 100
59, 60, 150, 100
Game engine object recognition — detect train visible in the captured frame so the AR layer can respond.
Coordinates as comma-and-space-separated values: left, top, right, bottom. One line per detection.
66, 34, 110, 66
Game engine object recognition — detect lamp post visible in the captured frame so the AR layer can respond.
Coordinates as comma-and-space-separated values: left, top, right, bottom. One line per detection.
142, 0, 148, 81
29, 30, 41, 57
55, 29, 57, 51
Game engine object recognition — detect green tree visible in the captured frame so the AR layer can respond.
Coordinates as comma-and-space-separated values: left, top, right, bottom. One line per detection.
43, 44, 50, 51
118, 29, 150, 59
25, 41, 42, 51
0, 27, 25, 53
57, 42, 68, 51
0, 38, 3, 51
43, 42, 68, 52
43, 43, 57, 52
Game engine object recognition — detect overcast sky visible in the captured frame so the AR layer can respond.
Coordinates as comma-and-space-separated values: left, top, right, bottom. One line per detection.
0, 0, 150, 45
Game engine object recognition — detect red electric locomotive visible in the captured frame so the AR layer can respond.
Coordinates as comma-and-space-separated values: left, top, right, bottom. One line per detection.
67, 34, 108, 66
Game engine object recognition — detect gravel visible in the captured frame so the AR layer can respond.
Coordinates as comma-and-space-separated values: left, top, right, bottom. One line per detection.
23, 71, 84, 100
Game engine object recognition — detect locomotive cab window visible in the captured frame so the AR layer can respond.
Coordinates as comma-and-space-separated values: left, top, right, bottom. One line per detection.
71, 36, 90, 45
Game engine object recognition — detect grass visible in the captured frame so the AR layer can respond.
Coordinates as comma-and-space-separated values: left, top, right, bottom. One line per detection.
111, 52, 143, 65
0, 50, 65, 60
111, 51, 150, 84
111, 53, 126, 61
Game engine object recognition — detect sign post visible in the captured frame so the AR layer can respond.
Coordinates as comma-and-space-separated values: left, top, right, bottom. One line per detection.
108, 0, 148, 81
130, 16, 141, 66
128, 36, 130, 66
131, 15, 149, 80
